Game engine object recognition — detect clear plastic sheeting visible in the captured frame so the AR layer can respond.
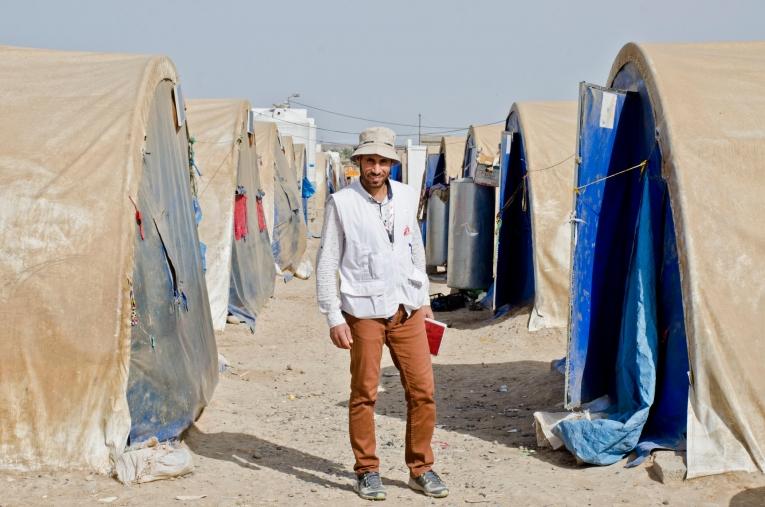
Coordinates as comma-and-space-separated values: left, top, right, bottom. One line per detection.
114, 438, 194, 485
228, 112, 277, 328
126, 81, 217, 447
0, 45, 214, 472
254, 122, 307, 271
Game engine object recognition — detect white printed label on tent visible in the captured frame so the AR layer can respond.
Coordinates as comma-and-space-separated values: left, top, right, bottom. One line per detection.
599, 92, 617, 129
504, 132, 512, 154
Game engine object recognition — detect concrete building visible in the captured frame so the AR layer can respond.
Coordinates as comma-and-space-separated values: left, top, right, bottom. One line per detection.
252, 107, 317, 182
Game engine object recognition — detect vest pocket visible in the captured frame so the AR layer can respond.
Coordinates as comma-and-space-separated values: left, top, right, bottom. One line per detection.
368, 252, 392, 280
339, 277, 385, 297
400, 268, 428, 307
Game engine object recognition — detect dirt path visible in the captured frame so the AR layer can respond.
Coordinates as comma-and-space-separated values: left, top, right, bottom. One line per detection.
2, 237, 765, 506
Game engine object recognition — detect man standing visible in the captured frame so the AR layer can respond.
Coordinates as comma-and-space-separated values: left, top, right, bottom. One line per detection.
316, 127, 449, 500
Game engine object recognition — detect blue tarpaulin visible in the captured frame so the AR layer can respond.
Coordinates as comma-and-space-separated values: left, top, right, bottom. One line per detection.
560, 78, 688, 466
557, 176, 665, 464
390, 161, 402, 182
420, 153, 442, 242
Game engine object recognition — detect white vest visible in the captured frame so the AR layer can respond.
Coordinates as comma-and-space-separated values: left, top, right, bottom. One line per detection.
332, 180, 429, 319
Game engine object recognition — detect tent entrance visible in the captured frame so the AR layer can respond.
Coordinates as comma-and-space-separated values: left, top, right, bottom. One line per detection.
493, 129, 534, 314
559, 81, 689, 465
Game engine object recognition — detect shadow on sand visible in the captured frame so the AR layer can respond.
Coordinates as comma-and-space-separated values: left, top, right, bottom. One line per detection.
430, 299, 532, 331
184, 427, 411, 491
730, 487, 765, 507
338, 359, 578, 469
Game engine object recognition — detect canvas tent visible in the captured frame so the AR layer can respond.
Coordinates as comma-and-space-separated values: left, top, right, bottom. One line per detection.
418, 151, 442, 223
442, 136, 467, 181
294, 142, 315, 224
421, 136, 465, 267
311, 150, 337, 219
553, 42, 765, 478
0, 46, 217, 471
187, 99, 276, 332
282, 135, 296, 174
253, 122, 306, 272
313, 151, 328, 207
326, 151, 341, 194
294, 142, 306, 181
493, 102, 577, 331
462, 124, 504, 179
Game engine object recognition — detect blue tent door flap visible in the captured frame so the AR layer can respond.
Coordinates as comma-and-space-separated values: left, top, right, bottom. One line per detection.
492, 131, 512, 310
559, 81, 689, 466
494, 126, 534, 315
566, 83, 629, 409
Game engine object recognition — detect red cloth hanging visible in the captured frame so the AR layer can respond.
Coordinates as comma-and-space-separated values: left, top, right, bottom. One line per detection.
256, 196, 266, 233
128, 195, 144, 240
234, 193, 248, 240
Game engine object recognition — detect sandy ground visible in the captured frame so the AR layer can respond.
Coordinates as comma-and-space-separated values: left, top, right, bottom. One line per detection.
3, 236, 765, 506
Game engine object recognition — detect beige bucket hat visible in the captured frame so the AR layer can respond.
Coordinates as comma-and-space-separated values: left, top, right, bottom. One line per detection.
350, 126, 401, 163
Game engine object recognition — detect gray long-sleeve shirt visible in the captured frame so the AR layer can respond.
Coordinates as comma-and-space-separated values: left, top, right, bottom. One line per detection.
316, 190, 428, 328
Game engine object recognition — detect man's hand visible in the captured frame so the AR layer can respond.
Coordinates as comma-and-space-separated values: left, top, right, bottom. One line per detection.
422, 305, 434, 320
329, 323, 353, 349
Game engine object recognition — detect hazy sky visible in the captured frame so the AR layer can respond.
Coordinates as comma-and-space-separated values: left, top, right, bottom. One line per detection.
3, 0, 764, 145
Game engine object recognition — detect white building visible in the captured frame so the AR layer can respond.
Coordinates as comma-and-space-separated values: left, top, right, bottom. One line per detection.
405, 139, 427, 193
252, 107, 317, 182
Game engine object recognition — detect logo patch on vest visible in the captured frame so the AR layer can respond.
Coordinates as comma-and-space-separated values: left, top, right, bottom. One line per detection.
403, 225, 411, 237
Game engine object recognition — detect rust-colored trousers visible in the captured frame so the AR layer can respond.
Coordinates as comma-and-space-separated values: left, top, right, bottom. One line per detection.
345, 306, 435, 477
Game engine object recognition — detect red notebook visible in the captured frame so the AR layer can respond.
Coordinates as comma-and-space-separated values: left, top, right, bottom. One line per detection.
424, 318, 447, 356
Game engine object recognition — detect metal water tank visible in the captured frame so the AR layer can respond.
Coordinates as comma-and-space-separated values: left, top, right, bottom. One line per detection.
425, 186, 449, 267
447, 178, 495, 289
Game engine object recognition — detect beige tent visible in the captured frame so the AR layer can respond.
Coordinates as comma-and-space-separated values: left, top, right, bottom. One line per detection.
0, 46, 217, 471
312, 151, 328, 211
294, 143, 306, 181
463, 124, 504, 176
254, 122, 278, 237
441, 135, 467, 180
187, 99, 276, 331
611, 41, 765, 479
253, 123, 306, 271
327, 151, 342, 193
557, 41, 765, 479
282, 135, 296, 175
494, 102, 577, 331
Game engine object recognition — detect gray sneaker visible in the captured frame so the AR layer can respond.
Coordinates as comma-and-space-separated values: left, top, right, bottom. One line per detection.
355, 471, 386, 501
408, 470, 449, 498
